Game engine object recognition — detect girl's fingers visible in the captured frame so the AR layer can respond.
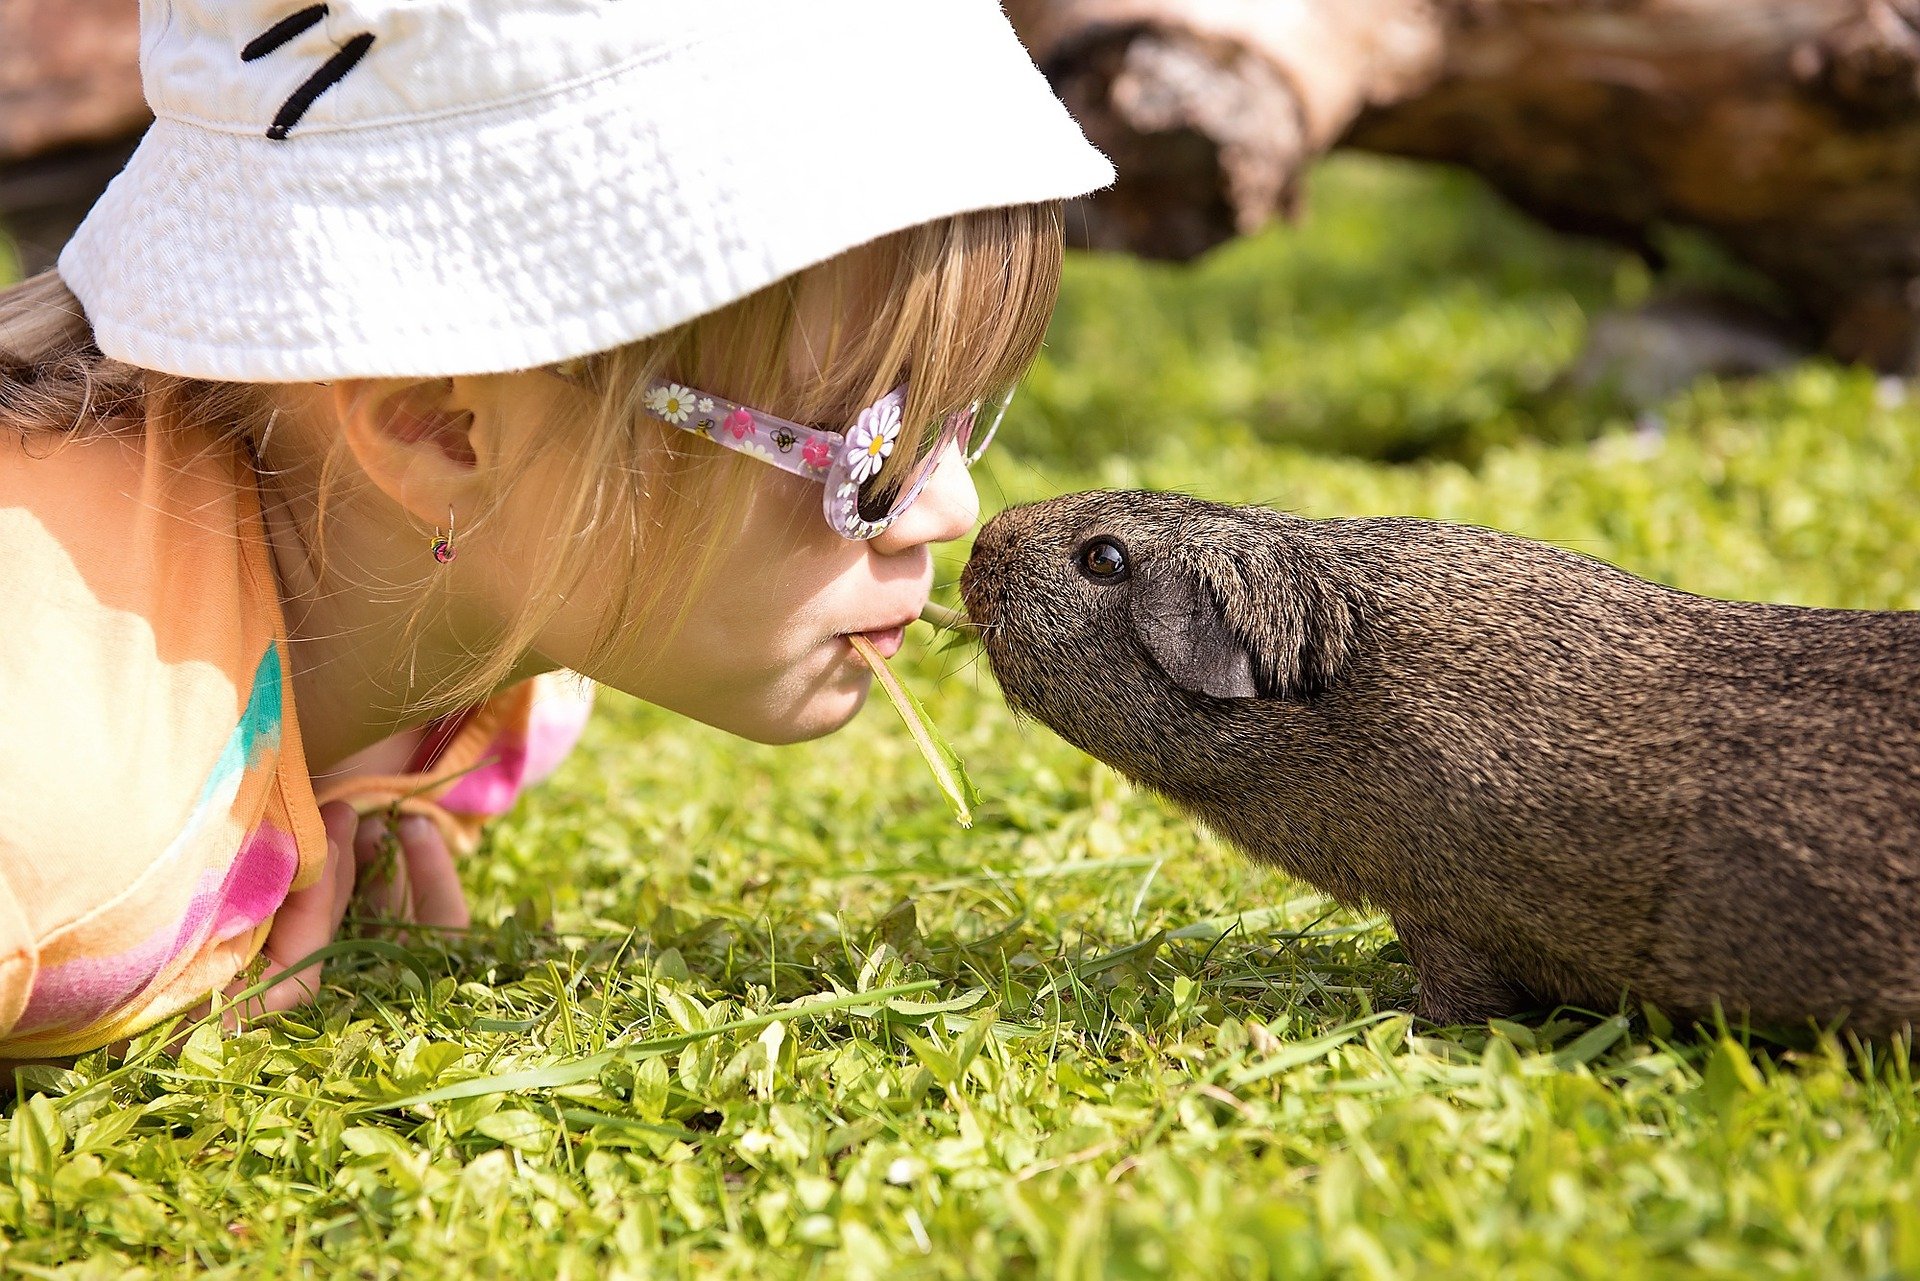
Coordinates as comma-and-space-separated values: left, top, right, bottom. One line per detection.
397, 814, 470, 929
239, 802, 359, 1017
352, 809, 386, 871
217, 799, 471, 1034
352, 808, 410, 919
224, 803, 469, 1030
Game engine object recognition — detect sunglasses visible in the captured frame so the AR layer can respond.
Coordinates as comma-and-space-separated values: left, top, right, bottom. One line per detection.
641, 379, 1011, 540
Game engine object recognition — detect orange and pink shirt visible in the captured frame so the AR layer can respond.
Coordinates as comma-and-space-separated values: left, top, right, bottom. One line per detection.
0, 412, 588, 1057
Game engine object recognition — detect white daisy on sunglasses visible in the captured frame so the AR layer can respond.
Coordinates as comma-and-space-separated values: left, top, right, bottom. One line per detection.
644, 383, 697, 424
845, 399, 902, 484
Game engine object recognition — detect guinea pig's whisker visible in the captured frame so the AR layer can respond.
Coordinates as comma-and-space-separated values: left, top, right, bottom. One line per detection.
944, 646, 997, 685
937, 644, 987, 678
933, 624, 995, 660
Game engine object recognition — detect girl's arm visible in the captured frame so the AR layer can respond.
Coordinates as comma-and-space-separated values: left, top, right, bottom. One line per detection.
313, 672, 596, 858
237, 674, 593, 1017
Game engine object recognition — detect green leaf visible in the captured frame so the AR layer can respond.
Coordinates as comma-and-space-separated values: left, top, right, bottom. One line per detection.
1164, 896, 1341, 941
340, 1126, 415, 1159
72, 1108, 143, 1156
556, 1107, 710, 1146
848, 633, 978, 826
881, 988, 988, 1021
1227, 1014, 1399, 1088
10, 1095, 65, 1213
1551, 1015, 1630, 1068
177, 1023, 225, 1076
869, 899, 921, 954
474, 1110, 550, 1152
948, 1009, 999, 1084
1702, 1037, 1766, 1117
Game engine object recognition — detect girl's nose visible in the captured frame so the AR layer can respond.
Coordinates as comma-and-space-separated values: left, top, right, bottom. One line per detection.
871, 441, 979, 554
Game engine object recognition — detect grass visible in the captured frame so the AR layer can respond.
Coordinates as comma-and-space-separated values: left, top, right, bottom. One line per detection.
7, 155, 1920, 1278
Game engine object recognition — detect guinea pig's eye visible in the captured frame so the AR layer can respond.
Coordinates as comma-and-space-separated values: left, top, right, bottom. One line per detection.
1077, 536, 1130, 582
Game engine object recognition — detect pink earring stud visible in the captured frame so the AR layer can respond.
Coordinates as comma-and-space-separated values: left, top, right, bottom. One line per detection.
432, 507, 457, 564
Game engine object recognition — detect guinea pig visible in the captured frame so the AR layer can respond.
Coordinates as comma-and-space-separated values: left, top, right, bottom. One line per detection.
960, 489, 1920, 1032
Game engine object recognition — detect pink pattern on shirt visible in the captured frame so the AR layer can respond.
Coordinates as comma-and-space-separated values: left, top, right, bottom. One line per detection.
15, 822, 298, 1034
437, 687, 593, 817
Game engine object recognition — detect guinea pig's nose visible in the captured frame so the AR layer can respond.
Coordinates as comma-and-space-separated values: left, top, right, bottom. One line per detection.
960, 514, 1018, 625
970, 511, 1013, 559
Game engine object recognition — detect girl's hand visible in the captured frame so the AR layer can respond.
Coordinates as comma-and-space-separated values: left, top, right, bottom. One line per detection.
224, 802, 358, 1017
227, 800, 469, 1017
350, 805, 471, 934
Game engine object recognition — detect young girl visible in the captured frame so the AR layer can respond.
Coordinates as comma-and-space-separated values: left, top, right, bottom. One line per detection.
0, 0, 1111, 1059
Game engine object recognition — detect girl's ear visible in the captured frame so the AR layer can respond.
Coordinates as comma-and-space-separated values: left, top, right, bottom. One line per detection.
332, 378, 489, 525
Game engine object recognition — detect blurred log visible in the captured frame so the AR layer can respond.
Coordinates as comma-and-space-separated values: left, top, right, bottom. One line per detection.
1009, 0, 1447, 260
1012, 0, 1920, 371
0, 0, 148, 272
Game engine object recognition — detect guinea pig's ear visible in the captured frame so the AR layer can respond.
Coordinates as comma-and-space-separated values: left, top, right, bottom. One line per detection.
1131, 543, 1358, 701
1129, 557, 1260, 699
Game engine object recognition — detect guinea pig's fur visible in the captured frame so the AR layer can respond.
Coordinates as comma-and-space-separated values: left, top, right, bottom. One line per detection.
960, 489, 1920, 1031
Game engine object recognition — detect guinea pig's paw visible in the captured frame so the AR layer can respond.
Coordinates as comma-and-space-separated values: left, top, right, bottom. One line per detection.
1394, 920, 1530, 1027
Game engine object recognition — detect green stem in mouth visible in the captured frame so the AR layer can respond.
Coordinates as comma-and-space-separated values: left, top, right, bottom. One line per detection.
847, 632, 977, 828
917, 600, 966, 630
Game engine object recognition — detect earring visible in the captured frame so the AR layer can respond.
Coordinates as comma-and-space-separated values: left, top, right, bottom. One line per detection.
431, 507, 457, 564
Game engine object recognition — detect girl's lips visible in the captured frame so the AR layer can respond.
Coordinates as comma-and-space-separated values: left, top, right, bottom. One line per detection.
848, 625, 906, 659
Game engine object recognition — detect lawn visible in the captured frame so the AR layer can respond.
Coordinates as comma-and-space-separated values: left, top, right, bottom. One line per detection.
6, 157, 1920, 1279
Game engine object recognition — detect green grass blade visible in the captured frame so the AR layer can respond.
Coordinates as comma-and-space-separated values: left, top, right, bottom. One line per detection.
849, 633, 978, 826
917, 601, 966, 631
364, 979, 939, 1111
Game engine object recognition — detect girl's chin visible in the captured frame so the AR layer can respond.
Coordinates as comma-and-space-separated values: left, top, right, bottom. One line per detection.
795, 685, 873, 741
729, 684, 870, 746
666, 641, 882, 743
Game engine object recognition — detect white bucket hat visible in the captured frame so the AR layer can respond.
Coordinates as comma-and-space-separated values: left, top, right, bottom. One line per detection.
57, 0, 1114, 383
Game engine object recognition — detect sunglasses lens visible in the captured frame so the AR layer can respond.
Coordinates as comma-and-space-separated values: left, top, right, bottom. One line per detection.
962, 385, 1015, 466
853, 410, 966, 523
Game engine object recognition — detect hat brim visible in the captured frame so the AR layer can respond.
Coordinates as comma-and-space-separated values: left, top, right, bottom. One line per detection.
59, 4, 1113, 381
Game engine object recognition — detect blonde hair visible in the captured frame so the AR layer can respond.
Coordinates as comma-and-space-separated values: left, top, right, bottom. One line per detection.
0, 201, 1064, 715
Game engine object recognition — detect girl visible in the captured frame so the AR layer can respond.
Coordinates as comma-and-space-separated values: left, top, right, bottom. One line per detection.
0, 0, 1111, 1058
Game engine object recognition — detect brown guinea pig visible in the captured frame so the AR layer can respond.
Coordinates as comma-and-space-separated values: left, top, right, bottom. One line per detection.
960, 489, 1920, 1031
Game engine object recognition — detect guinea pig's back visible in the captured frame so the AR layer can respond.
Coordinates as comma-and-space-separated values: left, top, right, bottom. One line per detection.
1313, 516, 1920, 1020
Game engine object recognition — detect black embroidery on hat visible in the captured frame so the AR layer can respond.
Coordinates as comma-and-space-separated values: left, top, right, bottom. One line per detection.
240, 4, 328, 61
242, 6, 377, 141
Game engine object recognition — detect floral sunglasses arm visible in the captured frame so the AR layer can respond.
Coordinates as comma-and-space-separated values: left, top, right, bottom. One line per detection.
641, 382, 851, 480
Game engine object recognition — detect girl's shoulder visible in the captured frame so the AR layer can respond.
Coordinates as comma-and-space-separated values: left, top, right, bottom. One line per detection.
0, 419, 324, 1054
0, 420, 283, 855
